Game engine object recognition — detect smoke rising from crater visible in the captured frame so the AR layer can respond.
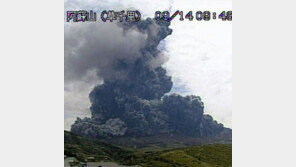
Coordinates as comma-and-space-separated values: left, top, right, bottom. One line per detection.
67, 19, 228, 138
64, 19, 172, 130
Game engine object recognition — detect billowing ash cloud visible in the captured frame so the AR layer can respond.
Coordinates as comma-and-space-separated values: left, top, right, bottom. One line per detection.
64, 19, 170, 129
67, 19, 229, 139
65, 20, 173, 82
65, 23, 144, 82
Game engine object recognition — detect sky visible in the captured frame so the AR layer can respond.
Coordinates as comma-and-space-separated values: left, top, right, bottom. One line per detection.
64, 0, 232, 130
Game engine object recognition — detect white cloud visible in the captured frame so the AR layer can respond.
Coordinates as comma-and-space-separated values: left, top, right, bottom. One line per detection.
164, 0, 232, 127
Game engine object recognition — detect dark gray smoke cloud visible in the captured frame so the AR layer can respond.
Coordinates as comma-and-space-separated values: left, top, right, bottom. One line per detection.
64, 20, 170, 129
67, 19, 229, 138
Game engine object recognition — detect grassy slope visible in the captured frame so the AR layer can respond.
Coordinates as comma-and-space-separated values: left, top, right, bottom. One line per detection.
64, 131, 232, 167
123, 144, 232, 167
106, 132, 232, 152
64, 131, 133, 162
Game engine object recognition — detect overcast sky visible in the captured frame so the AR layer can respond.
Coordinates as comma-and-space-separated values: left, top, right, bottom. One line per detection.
64, 0, 232, 130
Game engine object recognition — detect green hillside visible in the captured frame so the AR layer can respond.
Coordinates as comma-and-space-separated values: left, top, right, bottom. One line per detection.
64, 131, 133, 162
105, 130, 232, 152
65, 131, 232, 167
123, 144, 232, 167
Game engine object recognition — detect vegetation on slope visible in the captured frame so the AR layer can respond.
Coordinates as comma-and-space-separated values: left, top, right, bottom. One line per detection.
65, 131, 232, 167
64, 131, 133, 162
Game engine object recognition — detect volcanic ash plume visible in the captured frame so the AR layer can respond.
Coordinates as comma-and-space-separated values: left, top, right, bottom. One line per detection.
69, 19, 228, 139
